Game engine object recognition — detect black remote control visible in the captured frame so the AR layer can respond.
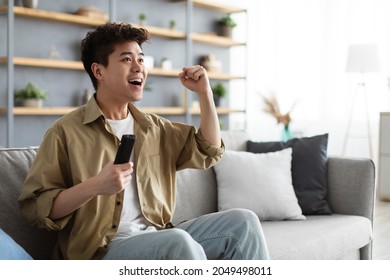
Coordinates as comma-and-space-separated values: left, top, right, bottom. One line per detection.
114, 134, 136, 164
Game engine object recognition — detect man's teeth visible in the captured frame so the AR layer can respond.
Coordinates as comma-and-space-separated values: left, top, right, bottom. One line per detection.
129, 79, 142, 85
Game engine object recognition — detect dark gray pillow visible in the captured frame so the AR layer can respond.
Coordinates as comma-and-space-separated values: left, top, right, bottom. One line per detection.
247, 134, 331, 215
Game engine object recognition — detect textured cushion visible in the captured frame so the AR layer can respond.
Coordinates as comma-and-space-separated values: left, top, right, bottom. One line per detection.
247, 134, 331, 215
173, 168, 218, 224
262, 214, 372, 259
214, 149, 305, 221
220, 130, 250, 151
0, 148, 57, 259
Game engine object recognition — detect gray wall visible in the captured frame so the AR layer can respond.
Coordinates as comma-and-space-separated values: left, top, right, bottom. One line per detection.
0, 0, 231, 147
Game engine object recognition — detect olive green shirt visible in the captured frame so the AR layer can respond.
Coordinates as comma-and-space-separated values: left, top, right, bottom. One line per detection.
18, 96, 224, 260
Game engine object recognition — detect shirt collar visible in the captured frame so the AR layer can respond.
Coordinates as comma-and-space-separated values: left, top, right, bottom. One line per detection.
83, 94, 151, 132
83, 94, 104, 124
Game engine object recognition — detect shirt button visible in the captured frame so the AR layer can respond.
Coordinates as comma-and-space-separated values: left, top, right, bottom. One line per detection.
112, 225, 117, 229
116, 201, 121, 206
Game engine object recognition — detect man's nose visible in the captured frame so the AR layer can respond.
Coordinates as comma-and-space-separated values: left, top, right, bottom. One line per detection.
132, 61, 142, 72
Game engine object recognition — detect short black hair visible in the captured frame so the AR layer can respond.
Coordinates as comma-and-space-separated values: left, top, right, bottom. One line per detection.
81, 22, 150, 90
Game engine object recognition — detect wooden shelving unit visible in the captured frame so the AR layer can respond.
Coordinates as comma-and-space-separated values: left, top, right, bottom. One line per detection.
208, 72, 245, 80
147, 67, 180, 77
0, 4, 246, 77
191, 107, 245, 115
0, 6, 107, 26
0, 106, 242, 116
1, 0, 247, 146
0, 57, 244, 80
173, 0, 246, 13
0, 106, 188, 116
0, 57, 83, 70
0, 107, 77, 115
192, 33, 245, 47
132, 23, 186, 39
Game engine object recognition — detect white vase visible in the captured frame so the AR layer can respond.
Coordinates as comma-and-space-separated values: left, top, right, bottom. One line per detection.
22, 99, 43, 107
22, 0, 39, 9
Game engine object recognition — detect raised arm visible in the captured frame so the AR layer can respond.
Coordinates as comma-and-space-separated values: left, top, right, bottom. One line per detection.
179, 65, 221, 147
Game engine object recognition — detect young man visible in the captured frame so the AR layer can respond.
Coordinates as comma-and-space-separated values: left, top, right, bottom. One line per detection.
19, 22, 269, 260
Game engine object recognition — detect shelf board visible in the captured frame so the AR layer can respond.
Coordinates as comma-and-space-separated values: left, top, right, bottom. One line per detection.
173, 0, 246, 13
0, 106, 243, 116
0, 6, 185, 37
132, 24, 186, 39
1, 57, 181, 74
148, 67, 180, 77
193, 0, 246, 13
191, 107, 245, 115
208, 72, 245, 80
0, 6, 108, 27
192, 33, 245, 47
0, 107, 77, 115
0, 106, 187, 116
0, 57, 243, 80
148, 68, 245, 80
0, 57, 84, 70
141, 107, 186, 115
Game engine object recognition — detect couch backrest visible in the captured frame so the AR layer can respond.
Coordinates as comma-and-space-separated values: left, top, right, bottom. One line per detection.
0, 147, 57, 259
173, 130, 250, 224
0, 131, 251, 258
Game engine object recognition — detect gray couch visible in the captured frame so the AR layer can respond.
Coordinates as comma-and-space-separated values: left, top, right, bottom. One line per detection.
0, 130, 375, 259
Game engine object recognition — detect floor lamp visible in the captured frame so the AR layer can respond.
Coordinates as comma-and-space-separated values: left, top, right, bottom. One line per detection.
342, 44, 381, 158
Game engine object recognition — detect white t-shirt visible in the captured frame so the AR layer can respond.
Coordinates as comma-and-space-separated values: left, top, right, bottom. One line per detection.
107, 112, 156, 241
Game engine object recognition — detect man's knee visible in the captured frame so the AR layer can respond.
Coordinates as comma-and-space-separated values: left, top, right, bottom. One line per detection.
165, 229, 206, 260
223, 208, 261, 229
219, 209, 269, 260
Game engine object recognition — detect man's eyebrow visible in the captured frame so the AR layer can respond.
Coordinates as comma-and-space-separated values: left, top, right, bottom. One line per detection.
119, 51, 145, 56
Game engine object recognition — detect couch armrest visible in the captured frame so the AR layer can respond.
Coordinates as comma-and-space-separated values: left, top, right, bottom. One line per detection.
327, 156, 376, 221
327, 156, 375, 260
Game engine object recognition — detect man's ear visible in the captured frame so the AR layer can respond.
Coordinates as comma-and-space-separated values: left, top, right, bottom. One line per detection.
91, 63, 103, 80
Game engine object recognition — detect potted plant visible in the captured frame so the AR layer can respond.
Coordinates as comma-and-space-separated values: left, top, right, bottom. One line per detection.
22, 0, 39, 9
160, 57, 172, 70
15, 82, 48, 107
169, 19, 176, 30
138, 13, 147, 25
212, 83, 227, 107
217, 14, 237, 38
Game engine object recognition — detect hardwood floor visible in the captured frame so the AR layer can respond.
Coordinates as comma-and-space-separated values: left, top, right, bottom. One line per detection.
372, 199, 390, 260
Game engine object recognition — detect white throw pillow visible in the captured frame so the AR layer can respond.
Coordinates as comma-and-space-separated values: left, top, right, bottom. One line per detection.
214, 148, 305, 221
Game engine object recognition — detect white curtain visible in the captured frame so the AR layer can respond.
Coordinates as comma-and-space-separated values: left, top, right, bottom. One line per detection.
238, 0, 390, 161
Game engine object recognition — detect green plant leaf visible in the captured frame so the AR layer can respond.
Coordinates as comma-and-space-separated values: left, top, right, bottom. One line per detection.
15, 82, 48, 100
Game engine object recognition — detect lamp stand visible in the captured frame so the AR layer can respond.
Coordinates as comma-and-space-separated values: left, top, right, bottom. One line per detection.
342, 80, 373, 158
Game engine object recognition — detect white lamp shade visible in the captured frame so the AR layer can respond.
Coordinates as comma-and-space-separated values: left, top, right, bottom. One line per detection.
346, 44, 381, 73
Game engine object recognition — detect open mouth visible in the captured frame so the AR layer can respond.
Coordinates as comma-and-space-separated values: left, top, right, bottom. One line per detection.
128, 78, 143, 86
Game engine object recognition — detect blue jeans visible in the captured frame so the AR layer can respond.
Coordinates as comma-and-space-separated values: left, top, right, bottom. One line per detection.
103, 209, 269, 260
0, 229, 32, 260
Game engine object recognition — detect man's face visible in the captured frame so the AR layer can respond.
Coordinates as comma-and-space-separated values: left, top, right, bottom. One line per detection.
99, 41, 148, 103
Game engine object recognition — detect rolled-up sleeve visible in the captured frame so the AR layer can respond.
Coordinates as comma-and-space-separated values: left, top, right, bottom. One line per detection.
195, 128, 225, 158
18, 126, 73, 231
174, 124, 225, 171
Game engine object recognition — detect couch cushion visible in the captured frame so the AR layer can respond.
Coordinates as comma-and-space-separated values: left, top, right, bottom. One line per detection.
173, 168, 218, 224
214, 149, 305, 221
0, 148, 57, 259
261, 214, 372, 259
221, 130, 250, 151
247, 134, 332, 215
173, 131, 250, 224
